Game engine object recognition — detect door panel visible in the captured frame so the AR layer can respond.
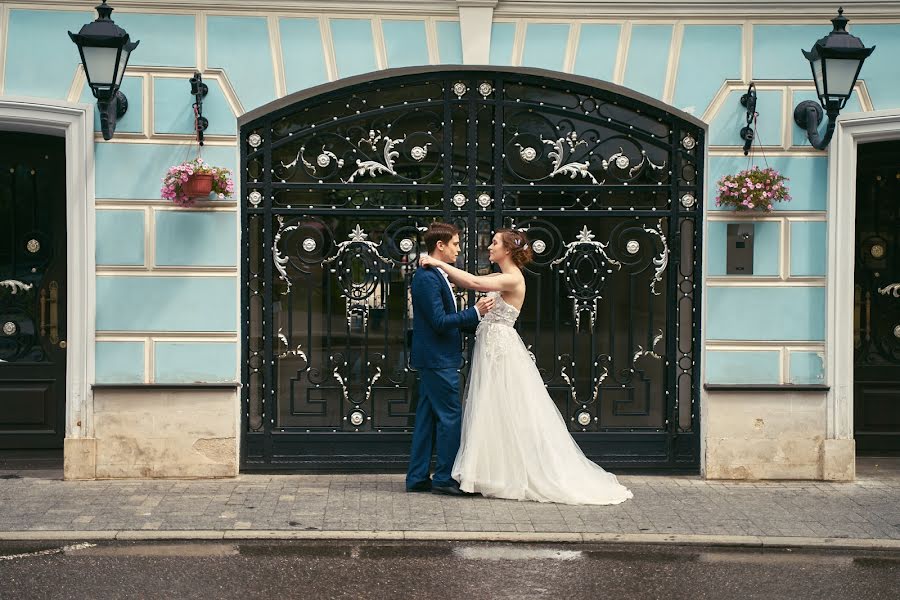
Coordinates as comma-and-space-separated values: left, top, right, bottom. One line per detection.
0, 132, 67, 449
854, 141, 900, 453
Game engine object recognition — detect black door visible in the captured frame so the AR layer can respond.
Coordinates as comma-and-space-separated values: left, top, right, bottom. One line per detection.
0, 132, 67, 449
240, 67, 704, 470
855, 141, 900, 453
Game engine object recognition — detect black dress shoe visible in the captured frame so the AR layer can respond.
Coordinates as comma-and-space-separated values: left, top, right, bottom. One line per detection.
431, 483, 475, 497
406, 480, 432, 493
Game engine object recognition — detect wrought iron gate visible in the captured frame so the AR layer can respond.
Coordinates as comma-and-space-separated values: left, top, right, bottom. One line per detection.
240, 67, 704, 470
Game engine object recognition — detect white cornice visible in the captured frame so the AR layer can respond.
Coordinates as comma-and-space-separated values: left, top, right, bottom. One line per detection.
20, 0, 900, 19
494, 1, 900, 19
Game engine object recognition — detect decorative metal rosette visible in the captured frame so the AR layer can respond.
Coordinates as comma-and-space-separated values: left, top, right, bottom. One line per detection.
452, 82, 468, 98
248, 190, 263, 206
380, 219, 424, 262
452, 193, 467, 208
576, 410, 593, 427
347, 409, 367, 427
478, 82, 494, 97
248, 132, 263, 148
477, 193, 492, 208
272, 216, 335, 293
607, 220, 669, 296
680, 193, 696, 209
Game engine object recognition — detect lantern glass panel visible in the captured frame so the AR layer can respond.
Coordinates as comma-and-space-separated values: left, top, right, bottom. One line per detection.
82, 45, 119, 87
114, 47, 131, 87
810, 57, 825, 98
823, 57, 861, 99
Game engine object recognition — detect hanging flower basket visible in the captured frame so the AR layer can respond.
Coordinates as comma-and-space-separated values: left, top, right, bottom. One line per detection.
161, 157, 234, 207
181, 173, 213, 198
715, 166, 791, 212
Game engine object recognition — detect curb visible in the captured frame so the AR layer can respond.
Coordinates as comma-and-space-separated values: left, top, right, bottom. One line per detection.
1, 530, 899, 550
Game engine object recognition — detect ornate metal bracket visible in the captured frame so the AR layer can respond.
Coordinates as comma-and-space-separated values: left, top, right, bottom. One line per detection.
877, 282, 900, 297
0, 279, 33, 295
739, 83, 757, 156
189, 71, 209, 146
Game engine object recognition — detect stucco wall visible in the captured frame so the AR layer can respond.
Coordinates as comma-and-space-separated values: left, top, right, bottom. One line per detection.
2, 2, 899, 479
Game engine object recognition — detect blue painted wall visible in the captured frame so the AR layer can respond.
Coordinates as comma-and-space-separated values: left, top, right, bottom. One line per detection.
6, 9, 899, 386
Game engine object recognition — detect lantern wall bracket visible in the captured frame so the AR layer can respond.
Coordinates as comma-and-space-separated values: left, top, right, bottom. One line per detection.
793, 100, 834, 151
738, 82, 757, 156
97, 91, 129, 141
190, 71, 209, 146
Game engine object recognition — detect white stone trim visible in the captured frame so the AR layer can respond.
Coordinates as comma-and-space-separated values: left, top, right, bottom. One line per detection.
268, 15, 287, 98
662, 22, 683, 104
12, 1, 897, 19
827, 108, 900, 440
612, 21, 631, 85
0, 97, 96, 439
458, 2, 496, 64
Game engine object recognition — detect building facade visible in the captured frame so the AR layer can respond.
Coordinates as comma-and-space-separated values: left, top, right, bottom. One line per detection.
1, 0, 898, 480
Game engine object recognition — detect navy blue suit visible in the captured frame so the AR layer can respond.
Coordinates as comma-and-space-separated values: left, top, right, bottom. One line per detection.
406, 266, 479, 489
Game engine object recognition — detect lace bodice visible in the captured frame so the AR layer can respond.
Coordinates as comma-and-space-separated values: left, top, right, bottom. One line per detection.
479, 291, 520, 328
475, 292, 520, 361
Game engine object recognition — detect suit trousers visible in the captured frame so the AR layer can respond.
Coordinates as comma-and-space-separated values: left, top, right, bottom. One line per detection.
405, 367, 461, 489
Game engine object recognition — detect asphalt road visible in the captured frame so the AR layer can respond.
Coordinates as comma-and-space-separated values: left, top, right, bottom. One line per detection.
1, 540, 898, 599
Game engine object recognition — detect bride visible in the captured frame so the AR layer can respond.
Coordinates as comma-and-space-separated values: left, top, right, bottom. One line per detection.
419, 228, 633, 505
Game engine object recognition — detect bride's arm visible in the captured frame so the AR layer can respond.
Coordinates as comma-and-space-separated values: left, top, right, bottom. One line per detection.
422, 257, 518, 292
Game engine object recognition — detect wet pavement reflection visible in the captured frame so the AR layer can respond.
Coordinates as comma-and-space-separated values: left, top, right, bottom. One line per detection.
0, 540, 898, 599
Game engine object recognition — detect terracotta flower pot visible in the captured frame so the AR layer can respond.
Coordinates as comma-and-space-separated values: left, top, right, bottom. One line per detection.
182, 173, 214, 199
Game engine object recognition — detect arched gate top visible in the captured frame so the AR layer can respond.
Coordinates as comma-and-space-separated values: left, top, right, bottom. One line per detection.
239, 65, 707, 131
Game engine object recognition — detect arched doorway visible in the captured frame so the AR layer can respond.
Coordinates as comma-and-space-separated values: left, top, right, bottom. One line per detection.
239, 66, 705, 470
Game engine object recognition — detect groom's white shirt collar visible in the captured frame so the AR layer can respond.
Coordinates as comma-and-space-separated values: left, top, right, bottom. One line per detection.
423, 255, 480, 320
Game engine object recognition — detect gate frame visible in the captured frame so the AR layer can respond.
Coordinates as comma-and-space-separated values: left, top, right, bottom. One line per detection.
238, 65, 708, 472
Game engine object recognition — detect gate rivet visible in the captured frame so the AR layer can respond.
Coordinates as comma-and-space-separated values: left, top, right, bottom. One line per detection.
576, 411, 592, 426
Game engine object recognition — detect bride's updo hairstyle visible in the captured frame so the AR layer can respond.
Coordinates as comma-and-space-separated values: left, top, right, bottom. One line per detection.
496, 228, 533, 268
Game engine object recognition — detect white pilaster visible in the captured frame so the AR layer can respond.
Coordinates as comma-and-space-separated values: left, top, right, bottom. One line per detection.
457, 0, 498, 65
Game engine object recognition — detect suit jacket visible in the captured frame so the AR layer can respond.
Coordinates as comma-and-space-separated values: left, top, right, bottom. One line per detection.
409, 266, 479, 370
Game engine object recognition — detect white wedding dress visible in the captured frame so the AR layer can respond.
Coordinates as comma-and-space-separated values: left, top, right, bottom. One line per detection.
453, 291, 633, 505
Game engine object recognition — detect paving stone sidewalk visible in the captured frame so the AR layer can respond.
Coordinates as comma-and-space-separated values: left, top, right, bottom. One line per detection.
1, 463, 898, 541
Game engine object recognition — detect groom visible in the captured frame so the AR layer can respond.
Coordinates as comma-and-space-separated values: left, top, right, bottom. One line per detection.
406, 222, 493, 496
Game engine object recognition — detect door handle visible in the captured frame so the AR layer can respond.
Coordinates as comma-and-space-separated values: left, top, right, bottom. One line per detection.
39, 287, 48, 337
865, 290, 872, 343
48, 280, 59, 345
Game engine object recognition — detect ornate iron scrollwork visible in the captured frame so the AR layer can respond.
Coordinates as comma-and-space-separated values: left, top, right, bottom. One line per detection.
0, 280, 33, 295
552, 226, 621, 331
241, 69, 704, 468
878, 283, 900, 297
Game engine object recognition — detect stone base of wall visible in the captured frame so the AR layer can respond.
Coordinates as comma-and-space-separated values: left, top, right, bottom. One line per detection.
64, 387, 238, 480
704, 390, 854, 481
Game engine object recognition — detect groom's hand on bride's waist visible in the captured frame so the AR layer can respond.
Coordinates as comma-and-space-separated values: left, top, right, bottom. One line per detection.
475, 296, 495, 316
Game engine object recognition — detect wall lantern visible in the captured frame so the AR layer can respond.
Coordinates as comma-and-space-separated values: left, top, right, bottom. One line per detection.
68, 1, 139, 140
793, 7, 875, 150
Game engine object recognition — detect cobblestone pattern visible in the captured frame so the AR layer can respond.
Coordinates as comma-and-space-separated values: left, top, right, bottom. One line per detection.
1, 473, 898, 540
